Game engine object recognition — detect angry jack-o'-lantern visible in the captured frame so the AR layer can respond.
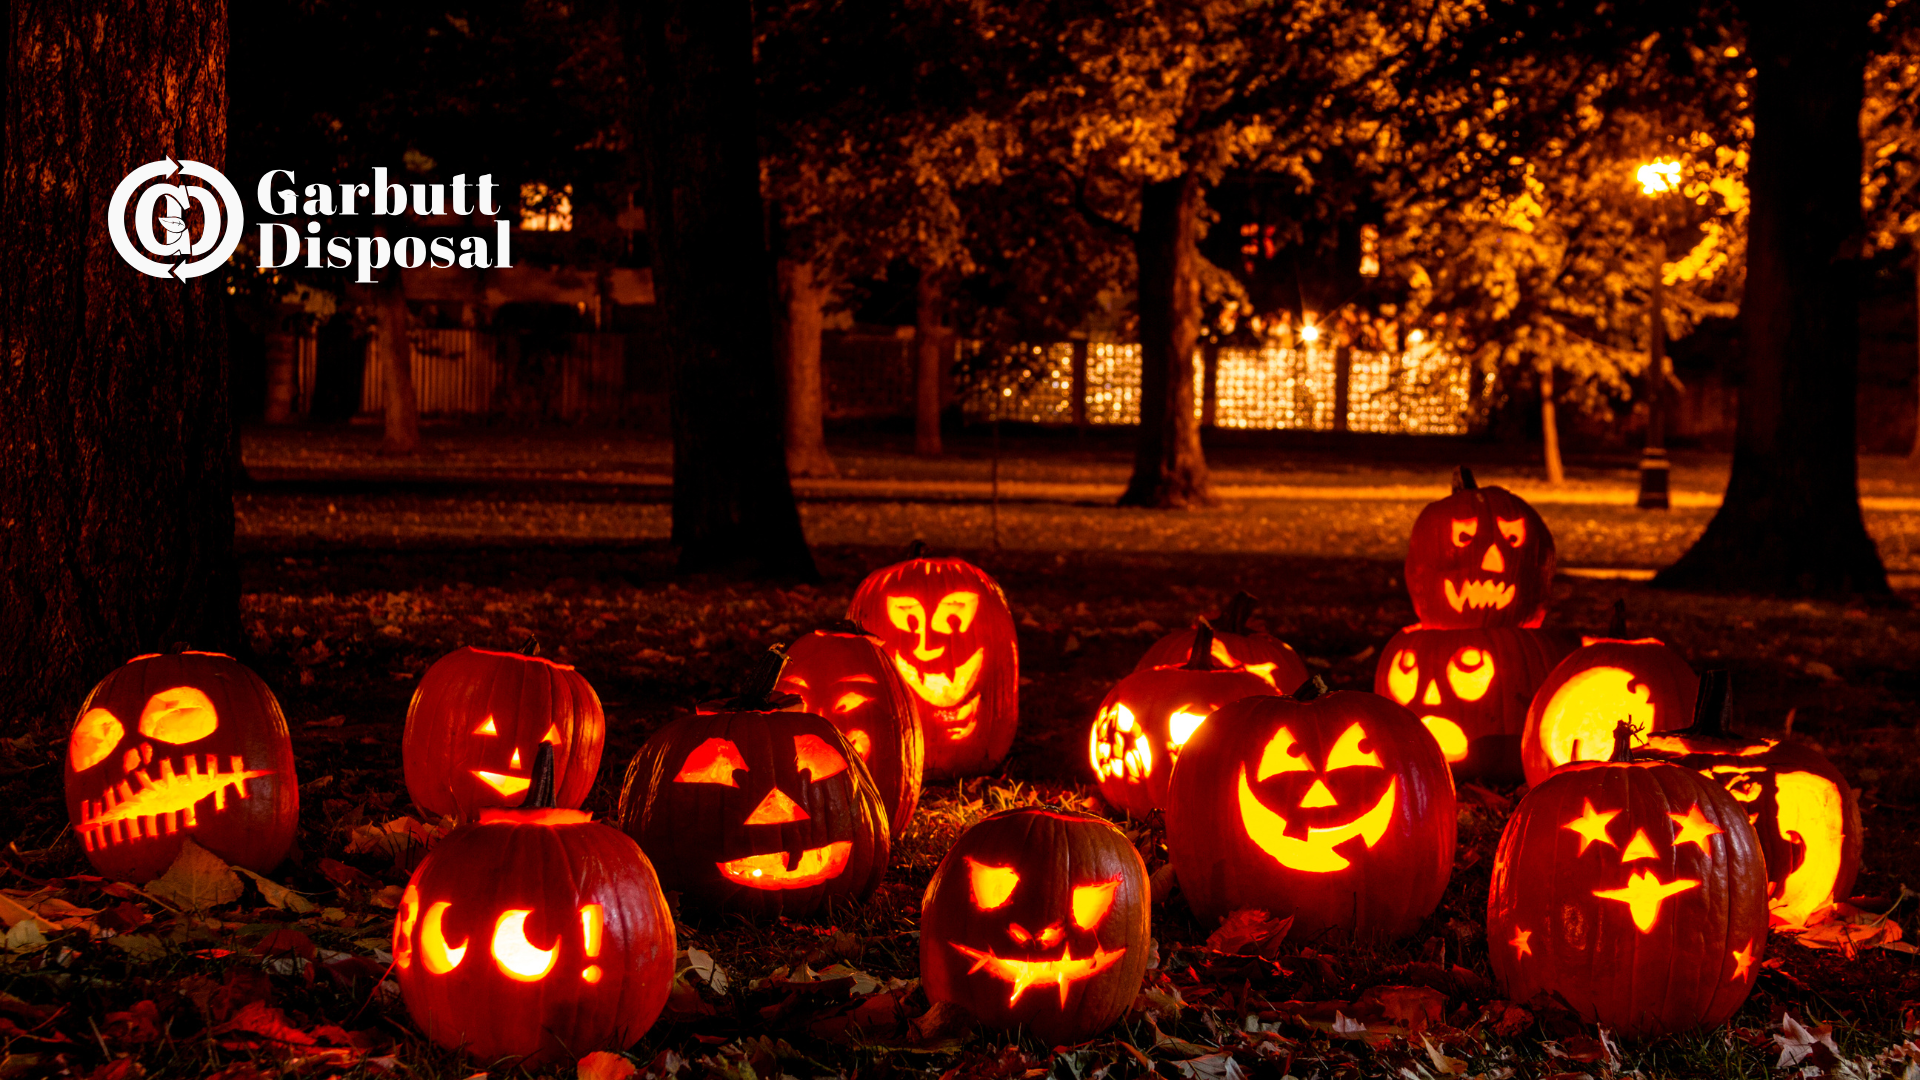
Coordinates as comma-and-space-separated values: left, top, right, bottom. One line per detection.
65, 649, 298, 883
1166, 679, 1456, 940
1488, 721, 1767, 1036
778, 623, 923, 838
618, 651, 890, 919
403, 642, 605, 822
848, 546, 1018, 778
1638, 671, 1862, 929
1375, 624, 1572, 783
1091, 622, 1280, 816
395, 747, 675, 1066
1133, 592, 1310, 692
1521, 604, 1697, 786
1405, 467, 1555, 629
921, 807, 1149, 1045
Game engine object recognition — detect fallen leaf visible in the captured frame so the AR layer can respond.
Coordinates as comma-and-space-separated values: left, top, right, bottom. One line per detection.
1, 922, 45, 953
108, 934, 166, 962
1355, 984, 1446, 1033
578, 1051, 638, 1080
1422, 1034, 1469, 1075
1776, 1013, 1841, 1069
235, 868, 317, 914
145, 840, 243, 911
1206, 908, 1291, 958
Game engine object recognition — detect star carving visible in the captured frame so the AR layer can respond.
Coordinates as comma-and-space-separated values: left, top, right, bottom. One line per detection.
1731, 940, 1756, 981
1593, 869, 1700, 932
1562, 799, 1620, 853
1668, 803, 1725, 853
1510, 927, 1532, 959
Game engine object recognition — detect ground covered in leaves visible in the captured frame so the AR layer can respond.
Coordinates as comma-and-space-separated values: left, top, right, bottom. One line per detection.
3, 428, 1919, 1079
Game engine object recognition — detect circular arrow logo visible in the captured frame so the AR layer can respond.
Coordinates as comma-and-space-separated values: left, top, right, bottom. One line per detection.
107, 158, 245, 280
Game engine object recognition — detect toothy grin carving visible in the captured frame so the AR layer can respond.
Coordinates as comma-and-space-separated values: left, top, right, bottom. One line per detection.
78, 754, 271, 851
949, 941, 1126, 1006
1444, 578, 1516, 612
718, 841, 853, 890
892, 649, 984, 708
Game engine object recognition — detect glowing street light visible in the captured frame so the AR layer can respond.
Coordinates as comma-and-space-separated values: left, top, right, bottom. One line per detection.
1300, 320, 1321, 344
1636, 160, 1676, 511
1636, 160, 1681, 196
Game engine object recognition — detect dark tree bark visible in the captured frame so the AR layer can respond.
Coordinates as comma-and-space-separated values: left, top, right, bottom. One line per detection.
778, 258, 836, 477
263, 320, 298, 424
913, 268, 946, 457
1656, 0, 1887, 594
0, 0, 240, 729
1120, 173, 1210, 507
631, 0, 815, 577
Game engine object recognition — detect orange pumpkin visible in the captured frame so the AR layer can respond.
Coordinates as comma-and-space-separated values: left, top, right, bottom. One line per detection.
1404, 467, 1554, 629
1133, 592, 1309, 692
1375, 624, 1573, 783
777, 623, 923, 838
1521, 605, 1697, 786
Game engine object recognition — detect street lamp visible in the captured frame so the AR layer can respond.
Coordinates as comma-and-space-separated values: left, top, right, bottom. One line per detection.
1634, 160, 1680, 510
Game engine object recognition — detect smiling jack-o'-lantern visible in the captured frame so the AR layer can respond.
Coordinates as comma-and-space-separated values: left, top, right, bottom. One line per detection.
395, 746, 675, 1066
618, 651, 890, 918
1489, 721, 1767, 1036
777, 624, 923, 839
1637, 671, 1862, 929
65, 649, 298, 883
1521, 604, 1698, 787
1405, 467, 1554, 629
921, 807, 1149, 1045
1133, 592, 1310, 692
402, 642, 605, 822
1091, 622, 1281, 816
1375, 624, 1572, 783
1166, 679, 1455, 940
848, 546, 1018, 778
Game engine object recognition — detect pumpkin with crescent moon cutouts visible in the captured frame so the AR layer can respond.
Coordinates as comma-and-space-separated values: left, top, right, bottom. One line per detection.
777, 624, 924, 839
1133, 592, 1309, 692
1405, 467, 1554, 629
1166, 679, 1455, 940
1374, 624, 1572, 783
1521, 608, 1697, 787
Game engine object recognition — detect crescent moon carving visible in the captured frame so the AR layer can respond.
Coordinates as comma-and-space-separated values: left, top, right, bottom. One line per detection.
420, 900, 467, 974
491, 909, 559, 981
1236, 766, 1397, 874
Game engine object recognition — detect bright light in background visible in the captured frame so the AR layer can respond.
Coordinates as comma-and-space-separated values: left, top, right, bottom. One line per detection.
1406, 329, 1425, 345
520, 182, 574, 231
1637, 161, 1681, 196
1300, 321, 1321, 344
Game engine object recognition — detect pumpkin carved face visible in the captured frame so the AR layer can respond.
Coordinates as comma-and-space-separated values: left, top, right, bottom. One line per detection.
1375, 625, 1572, 783
778, 628, 924, 839
921, 808, 1149, 1044
1521, 636, 1698, 786
1405, 469, 1554, 629
65, 651, 298, 883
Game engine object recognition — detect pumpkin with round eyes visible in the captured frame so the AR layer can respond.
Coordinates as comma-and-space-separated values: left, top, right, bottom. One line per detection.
64, 648, 298, 883
777, 623, 923, 839
848, 545, 1019, 778
1405, 467, 1555, 630
1133, 592, 1310, 692
1489, 721, 1768, 1036
1374, 624, 1572, 783
921, 807, 1149, 1044
1521, 605, 1698, 786
618, 652, 890, 919
403, 642, 605, 822
395, 747, 675, 1066
1166, 679, 1455, 940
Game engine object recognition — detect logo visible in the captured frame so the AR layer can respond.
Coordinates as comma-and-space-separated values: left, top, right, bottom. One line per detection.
108, 158, 245, 280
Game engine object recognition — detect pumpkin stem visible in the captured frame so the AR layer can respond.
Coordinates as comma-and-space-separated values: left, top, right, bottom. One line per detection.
168, 641, 191, 654
816, 618, 875, 638
526, 743, 557, 809
1607, 599, 1628, 639
732, 645, 801, 711
1291, 674, 1330, 702
1683, 668, 1736, 739
1453, 466, 1477, 491
906, 539, 928, 560
1607, 720, 1639, 763
519, 634, 542, 657
1218, 591, 1258, 635
1183, 620, 1217, 670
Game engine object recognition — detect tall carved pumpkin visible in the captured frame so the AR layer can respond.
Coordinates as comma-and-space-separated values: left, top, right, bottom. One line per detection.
1133, 592, 1310, 692
1405, 467, 1554, 629
847, 546, 1019, 777
395, 747, 675, 1067
1091, 623, 1280, 816
1521, 604, 1698, 787
1489, 722, 1768, 1036
1375, 624, 1573, 783
777, 623, 924, 838
1166, 679, 1456, 940
921, 808, 1150, 1045
1638, 671, 1863, 929
403, 642, 605, 822
65, 649, 299, 883
618, 652, 890, 919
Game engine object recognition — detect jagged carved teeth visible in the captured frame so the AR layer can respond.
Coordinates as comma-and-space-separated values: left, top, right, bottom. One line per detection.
1444, 578, 1516, 612
78, 754, 273, 851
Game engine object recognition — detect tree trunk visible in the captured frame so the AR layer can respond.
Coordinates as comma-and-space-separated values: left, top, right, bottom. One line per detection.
1656, 0, 1887, 594
1539, 359, 1565, 484
263, 322, 298, 424
1909, 246, 1920, 463
914, 268, 945, 456
378, 286, 421, 454
0, 0, 239, 729
778, 258, 836, 477
630, 0, 816, 578
1120, 173, 1210, 507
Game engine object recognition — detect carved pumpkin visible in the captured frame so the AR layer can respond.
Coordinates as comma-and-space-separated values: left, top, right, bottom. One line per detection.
1166, 678, 1456, 940
847, 549, 1019, 778
403, 642, 605, 822
395, 747, 675, 1066
921, 807, 1149, 1045
777, 623, 923, 839
1489, 722, 1768, 1036
1375, 624, 1573, 783
618, 652, 890, 918
1638, 671, 1862, 929
65, 649, 298, 883
1091, 622, 1280, 816
1521, 604, 1698, 787
1405, 467, 1554, 629
1133, 592, 1310, 692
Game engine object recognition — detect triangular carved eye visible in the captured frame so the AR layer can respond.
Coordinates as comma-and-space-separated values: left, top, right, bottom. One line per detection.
474, 716, 498, 736
793, 734, 846, 781
1257, 727, 1312, 779
674, 738, 746, 786
1072, 879, 1119, 929
1325, 723, 1382, 771
967, 857, 1019, 909
540, 723, 562, 746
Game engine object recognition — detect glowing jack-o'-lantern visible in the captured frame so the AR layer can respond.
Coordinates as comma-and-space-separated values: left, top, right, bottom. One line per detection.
848, 546, 1019, 778
402, 642, 605, 822
1405, 467, 1555, 629
921, 808, 1149, 1044
1166, 678, 1456, 940
1637, 670, 1862, 929
1133, 592, 1310, 692
1091, 622, 1280, 815
618, 650, 890, 918
1521, 605, 1698, 786
1488, 721, 1768, 1036
395, 747, 675, 1066
777, 623, 923, 838
1374, 624, 1572, 783
64, 649, 298, 883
